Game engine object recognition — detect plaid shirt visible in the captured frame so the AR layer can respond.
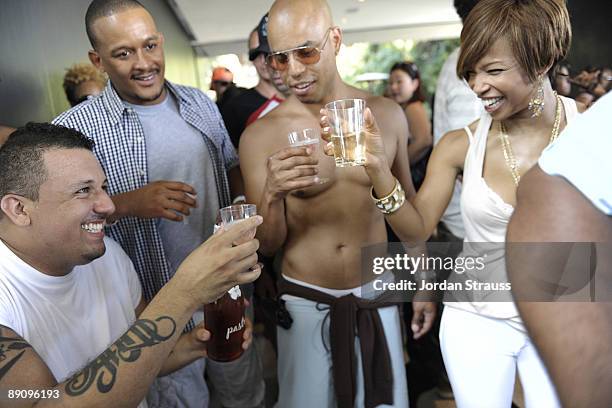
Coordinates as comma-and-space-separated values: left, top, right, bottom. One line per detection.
54, 81, 238, 330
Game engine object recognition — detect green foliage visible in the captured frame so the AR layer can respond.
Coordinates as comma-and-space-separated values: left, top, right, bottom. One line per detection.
346, 38, 460, 104
411, 39, 461, 100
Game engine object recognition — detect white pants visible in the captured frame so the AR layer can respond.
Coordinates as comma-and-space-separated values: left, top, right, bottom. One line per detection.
440, 306, 560, 408
276, 277, 408, 408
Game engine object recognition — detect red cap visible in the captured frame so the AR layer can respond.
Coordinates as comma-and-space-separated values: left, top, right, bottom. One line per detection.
210, 67, 233, 88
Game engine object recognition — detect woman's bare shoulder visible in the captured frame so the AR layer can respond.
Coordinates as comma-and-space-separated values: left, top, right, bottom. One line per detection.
434, 122, 477, 168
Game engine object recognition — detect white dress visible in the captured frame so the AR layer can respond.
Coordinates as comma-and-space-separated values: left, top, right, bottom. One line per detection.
440, 96, 578, 408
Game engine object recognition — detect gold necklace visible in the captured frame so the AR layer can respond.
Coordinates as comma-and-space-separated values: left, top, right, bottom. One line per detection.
498, 92, 562, 186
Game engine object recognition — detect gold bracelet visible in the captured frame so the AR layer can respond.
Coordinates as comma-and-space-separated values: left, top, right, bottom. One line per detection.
371, 178, 406, 215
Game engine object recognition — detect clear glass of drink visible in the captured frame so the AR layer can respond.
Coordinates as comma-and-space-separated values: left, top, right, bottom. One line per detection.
324, 98, 367, 167
288, 128, 328, 184
219, 204, 257, 244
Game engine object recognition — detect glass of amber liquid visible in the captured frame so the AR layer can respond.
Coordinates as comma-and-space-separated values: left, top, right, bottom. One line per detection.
325, 98, 366, 167
204, 204, 256, 362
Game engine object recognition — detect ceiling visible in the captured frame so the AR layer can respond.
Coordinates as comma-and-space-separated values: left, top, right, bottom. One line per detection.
167, 0, 462, 57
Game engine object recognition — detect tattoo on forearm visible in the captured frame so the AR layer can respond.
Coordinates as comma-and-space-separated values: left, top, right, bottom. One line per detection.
65, 316, 176, 396
0, 335, 32, 380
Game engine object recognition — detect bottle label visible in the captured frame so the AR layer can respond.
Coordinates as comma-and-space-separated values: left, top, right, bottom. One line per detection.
226, 316, 246, 340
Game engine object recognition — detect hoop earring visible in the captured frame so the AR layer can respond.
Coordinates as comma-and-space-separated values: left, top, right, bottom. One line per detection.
528, 77, 545, 118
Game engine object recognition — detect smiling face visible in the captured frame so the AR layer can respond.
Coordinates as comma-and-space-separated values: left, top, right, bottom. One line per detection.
466, 37, 537, 120
268, 0, 339, 104
88, 7, 166, 106
389, 69, 418, 104
27, 149, 115, 269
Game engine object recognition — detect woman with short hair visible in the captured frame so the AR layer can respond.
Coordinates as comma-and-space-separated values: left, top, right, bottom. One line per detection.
322, 0, 581, 406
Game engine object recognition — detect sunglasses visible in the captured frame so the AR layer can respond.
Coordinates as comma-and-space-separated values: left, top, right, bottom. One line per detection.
266, 27, 334, 71
212, 80, 231, 87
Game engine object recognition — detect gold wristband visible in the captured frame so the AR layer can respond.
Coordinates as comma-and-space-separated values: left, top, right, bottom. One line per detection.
371, 178, 406, 215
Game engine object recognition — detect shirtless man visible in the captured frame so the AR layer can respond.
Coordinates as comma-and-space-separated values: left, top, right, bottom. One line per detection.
239, 1, 435, 406
507, 93, 612, 407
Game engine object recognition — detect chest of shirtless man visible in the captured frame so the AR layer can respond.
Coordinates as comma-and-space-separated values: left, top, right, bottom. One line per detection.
240, 87, 412, 289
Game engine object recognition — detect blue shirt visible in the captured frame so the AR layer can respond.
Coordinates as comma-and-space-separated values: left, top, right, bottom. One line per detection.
53, 81, 238, 330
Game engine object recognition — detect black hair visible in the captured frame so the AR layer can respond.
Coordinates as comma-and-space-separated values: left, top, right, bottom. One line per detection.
85, 0, 146, 48
0, 123, 94, 208
548, 60, 570, 82
454, 0, 481, 23
389, 61, 426, 104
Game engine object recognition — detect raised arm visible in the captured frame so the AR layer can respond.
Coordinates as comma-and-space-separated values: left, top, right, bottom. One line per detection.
0, 291, 191, 408
0, 218, 262, 408
321, 105, 468, 243
239, 121, 317, 256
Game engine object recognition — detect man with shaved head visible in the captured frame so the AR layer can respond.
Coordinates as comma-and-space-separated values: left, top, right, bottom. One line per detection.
239, 1, 435, 406
53, 1, 263, 407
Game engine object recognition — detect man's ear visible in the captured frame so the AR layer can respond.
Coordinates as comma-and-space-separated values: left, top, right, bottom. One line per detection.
331, 26, 342, 56
88, 49, 103, 72
0, 195, 33, 227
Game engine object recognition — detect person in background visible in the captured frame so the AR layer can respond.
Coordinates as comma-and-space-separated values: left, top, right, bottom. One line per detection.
388, 61, 432, 190
568, 66, 611, 109
221, 13, 290, 149
571, 66, 611, 101
211, 66, 241, 108
63, 62, 107, 107
53, 1, 262, 407
574, 90, 595, 108
432, 0, 482, 243
549, 62, 571, 97
596, 66, 612, 94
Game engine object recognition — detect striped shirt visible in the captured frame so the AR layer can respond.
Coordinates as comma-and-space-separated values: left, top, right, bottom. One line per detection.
53, 81, 238, 330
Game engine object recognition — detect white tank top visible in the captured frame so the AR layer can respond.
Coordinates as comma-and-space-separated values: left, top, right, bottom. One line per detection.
446, 96, 579, 319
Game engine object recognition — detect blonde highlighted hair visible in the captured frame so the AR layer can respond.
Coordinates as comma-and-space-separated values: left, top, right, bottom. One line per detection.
63, 63, 107, 106
457, 0, 571, 82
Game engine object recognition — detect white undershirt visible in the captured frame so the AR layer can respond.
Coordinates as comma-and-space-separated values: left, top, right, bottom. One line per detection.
0, 237, 145, 406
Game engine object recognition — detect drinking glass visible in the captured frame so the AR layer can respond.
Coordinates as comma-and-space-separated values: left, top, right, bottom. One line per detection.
324, 98, 367, 167
219, 204, 257, 245
288, 128, 328, 184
